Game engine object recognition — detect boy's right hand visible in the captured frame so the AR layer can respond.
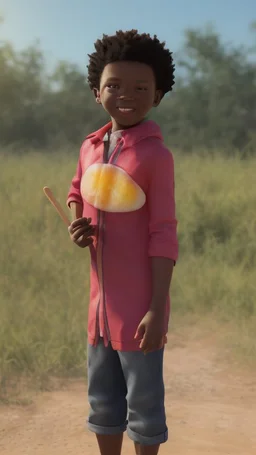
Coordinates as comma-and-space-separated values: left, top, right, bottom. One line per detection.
68, 217, 95, 248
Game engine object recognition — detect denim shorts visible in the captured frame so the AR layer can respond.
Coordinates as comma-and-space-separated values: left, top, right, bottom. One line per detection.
87, 338, 168, 446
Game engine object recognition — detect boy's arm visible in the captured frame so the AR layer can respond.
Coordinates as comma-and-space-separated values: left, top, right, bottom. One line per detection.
66, 150, 94, 247
70, 202, 83, 222
135, 147, 178, 353
67, 153, 83, 212
150, 257, 174, 312
148, 147, 178, 310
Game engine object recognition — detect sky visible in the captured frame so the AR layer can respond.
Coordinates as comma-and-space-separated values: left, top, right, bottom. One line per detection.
1, 0, 256, 71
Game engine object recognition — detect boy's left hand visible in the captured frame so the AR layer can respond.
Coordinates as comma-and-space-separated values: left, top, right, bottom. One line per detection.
134, 309, 167, 354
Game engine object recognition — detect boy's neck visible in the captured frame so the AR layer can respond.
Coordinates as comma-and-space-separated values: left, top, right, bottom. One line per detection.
111, 118, 146, 133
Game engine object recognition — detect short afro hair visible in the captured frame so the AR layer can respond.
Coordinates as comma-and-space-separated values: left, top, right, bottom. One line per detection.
87, 29, 175, 95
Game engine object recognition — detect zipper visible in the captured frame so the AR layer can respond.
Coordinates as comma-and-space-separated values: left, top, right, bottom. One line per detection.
93, 209, 101, 345
96, 210, 104, 338
94, 133, 123, 345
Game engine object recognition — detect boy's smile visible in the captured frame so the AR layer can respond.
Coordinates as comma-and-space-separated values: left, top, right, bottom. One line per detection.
95, 61, 162, 132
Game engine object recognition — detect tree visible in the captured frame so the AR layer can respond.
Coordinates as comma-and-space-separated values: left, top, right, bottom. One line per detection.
0, 20, 255, 153
44, 61, 107, 145
160, 23, 256, 152
0, 38, 48, 146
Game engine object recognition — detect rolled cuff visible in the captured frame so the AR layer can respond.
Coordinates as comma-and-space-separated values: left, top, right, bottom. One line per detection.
66, 195, 83, 209
148, 242, 178, 264
87, 419, 127, 435
127, 427, 168, 446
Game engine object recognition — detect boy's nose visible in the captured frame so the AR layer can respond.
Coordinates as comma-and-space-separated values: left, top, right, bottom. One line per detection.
118, 84, 135, 99
118, 94, 134, 100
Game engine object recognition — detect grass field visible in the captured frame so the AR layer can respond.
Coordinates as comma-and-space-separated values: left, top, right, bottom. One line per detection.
1, 149, 256, 398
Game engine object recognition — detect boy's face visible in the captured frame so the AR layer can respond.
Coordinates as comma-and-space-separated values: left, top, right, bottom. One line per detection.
95, 61, 162, 132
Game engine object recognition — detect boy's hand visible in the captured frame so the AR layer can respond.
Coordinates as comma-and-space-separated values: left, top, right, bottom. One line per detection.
68, 217, 95, 248
134, 309, 167, 354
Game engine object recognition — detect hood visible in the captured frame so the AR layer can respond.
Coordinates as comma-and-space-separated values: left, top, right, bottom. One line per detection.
86, 119, 163, 148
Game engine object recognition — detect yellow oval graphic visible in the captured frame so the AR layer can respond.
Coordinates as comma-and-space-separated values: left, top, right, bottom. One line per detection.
81, 163, 146, 212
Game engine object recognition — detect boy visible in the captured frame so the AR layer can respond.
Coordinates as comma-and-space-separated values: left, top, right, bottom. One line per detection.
67, 30, 178, 455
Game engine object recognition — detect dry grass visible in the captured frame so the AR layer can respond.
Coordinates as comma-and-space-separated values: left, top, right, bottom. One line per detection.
1, 149, 255, 398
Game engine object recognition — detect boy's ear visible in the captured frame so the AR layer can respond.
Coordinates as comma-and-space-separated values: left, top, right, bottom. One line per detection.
93, 88, 101, 104
153, 90, 163, 107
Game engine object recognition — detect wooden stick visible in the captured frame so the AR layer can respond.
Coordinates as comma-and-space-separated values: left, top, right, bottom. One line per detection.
43, 186, 70, 227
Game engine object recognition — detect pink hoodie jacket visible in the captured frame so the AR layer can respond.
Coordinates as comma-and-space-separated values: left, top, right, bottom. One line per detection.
67, 120, 178, 351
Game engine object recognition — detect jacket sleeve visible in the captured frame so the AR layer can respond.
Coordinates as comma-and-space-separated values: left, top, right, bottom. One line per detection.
147, 147, 178, 263
66, 152, 83, 208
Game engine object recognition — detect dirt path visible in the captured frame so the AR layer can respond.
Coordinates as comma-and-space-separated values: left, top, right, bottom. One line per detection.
1, 330, 256, 455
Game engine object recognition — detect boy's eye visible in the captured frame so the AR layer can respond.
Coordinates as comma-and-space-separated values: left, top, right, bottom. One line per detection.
136, 87, 148, 91
107, 84, 119, 89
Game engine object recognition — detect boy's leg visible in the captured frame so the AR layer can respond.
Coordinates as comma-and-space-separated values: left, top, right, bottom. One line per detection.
96, 434, 124, 455
134, 442, 160, 455
118, 348, 167, 455
87, 339, 128, 455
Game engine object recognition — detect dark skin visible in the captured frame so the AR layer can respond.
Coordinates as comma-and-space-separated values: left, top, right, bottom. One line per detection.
68, 216, 95, 247
68, 201, 95, 247
94, 61, 162, 132
69, 61, 174, 455
135, 257, 173, 355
